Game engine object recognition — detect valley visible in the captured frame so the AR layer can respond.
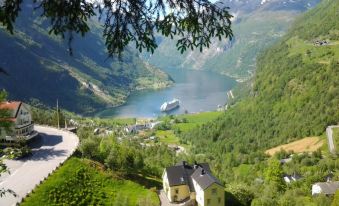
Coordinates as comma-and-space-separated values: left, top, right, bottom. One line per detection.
95, 68, 236, 118
143, 0, 321, 80
0, 0, 338, 205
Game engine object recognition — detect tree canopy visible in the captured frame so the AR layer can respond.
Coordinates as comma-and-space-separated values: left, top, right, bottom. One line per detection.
0, 0, 233, 56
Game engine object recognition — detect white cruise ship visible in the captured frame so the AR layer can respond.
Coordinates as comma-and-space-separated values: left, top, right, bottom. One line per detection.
160, 99, 180, 112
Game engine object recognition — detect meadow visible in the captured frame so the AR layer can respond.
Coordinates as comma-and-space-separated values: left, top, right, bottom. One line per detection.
21, 157, 159, 206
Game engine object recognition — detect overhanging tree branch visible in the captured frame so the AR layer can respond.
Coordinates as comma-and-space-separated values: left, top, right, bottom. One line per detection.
0, 0, 233, 57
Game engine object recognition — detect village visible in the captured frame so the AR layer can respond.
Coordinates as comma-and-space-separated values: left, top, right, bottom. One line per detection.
0, 100, 339, 205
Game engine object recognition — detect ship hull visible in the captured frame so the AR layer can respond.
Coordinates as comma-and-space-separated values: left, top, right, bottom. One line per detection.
160, 99, 180, 112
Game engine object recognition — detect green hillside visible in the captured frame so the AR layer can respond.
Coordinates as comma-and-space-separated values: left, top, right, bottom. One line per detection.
183, 0, 339, 161
0, 3, 173, 114
181, 0, 339, 189
21, 157, 159, 206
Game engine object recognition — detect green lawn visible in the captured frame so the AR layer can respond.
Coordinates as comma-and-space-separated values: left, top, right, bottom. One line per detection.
162, 111, 223, 132
173, 123, 198, 133
21, 157, 159, 206
176, 111, 222, 123
155, 111, 223, 145
160, 111, 221, 122
155, 130, 179, 144
287, 37, 339, 65
93, 117, 136, 126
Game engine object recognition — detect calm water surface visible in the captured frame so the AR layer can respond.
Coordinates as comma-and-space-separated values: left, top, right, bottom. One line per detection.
96, 68, 237, 118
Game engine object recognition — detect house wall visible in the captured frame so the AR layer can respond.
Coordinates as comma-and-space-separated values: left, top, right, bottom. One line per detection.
15, 103, 33, 137
193, 178, 205, 206
163, 171, 190, 202
193, 179, 224, 206
0, 103, 34, 141
16, 104, 32, 127
312, 185, 322, 195
203, 184, 225, 206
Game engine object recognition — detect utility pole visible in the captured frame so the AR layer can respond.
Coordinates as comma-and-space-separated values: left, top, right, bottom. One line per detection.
57, 99, 60, 129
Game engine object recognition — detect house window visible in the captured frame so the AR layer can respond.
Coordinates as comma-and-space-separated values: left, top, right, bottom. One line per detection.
175, 189, 179, 194
207, 199, 211, 205
212, 188, 217, 195
218, 197, 221, 203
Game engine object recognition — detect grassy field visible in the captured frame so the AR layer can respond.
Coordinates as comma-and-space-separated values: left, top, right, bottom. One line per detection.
156, 111, 223, 145
265, 136, 324, 156
165, 111, 222, 131
21, 157, 159, 206
155, 130, 179, 145
177, 111, 222, 122
287, 37, 339, 65
93, 117, 136, 126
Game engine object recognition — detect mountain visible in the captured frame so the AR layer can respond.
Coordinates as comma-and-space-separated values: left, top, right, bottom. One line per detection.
181, 0, 338, 179
0, 3, 173, 114
143, 0, 320, 80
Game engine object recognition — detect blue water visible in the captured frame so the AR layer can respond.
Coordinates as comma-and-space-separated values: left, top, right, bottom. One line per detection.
96, 68, 237, 118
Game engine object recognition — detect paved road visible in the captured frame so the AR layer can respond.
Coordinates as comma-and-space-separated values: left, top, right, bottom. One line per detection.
0, 125, 79, 206
326, 125, 339, 154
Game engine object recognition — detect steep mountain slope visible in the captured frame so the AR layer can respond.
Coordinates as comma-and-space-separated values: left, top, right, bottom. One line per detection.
182, 0, 339, 177
0, 3, 173, 114
144, 0, 320, 80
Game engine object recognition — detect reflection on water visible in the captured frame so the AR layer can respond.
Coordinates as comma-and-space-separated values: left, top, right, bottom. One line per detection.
96, 68, 237, 118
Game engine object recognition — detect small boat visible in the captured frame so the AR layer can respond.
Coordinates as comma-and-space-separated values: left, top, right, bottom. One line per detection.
160, 99, 180, 112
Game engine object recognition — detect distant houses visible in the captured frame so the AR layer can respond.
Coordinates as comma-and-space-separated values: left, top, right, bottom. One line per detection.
283, 173, 301, 184
124, 121, 162, 133
314, 40, 329, 46
162, 161, 224, 206
312, 181, 339, 196
0, 101, 38, 141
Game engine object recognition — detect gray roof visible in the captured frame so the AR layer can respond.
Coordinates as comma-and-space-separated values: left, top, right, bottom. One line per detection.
315, 181, 339, 194
165, 164, 193, 187
191, 167, 223, 190
165, 161, 222, 192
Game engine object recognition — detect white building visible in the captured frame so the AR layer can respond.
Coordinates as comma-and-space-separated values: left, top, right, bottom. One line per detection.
312, 181, 339, 196
0, 101, 38, 141
163, 161, 224, 206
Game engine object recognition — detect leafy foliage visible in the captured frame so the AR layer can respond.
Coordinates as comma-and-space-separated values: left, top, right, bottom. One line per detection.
0, 91, 12, 133
77, 126, 177, 177
0, 0, 233, 56
21, 157, 159, 206
332, 190, 339, 206
264, 159, 285, 191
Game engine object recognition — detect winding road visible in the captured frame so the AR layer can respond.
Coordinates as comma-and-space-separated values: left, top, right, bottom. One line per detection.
0, 125, 79, 206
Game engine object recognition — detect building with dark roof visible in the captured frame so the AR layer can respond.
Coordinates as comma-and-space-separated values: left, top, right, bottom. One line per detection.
312, 181, 339, 196
162, 161, 224, 206
0, 101, 38, 141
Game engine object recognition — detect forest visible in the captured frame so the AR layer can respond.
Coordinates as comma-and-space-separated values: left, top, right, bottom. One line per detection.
179, 0, 339, 205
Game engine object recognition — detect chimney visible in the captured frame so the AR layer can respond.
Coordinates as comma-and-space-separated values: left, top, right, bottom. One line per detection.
182, 161, 186, 166
201, 169, 205, 175
194, 161, 198, 169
